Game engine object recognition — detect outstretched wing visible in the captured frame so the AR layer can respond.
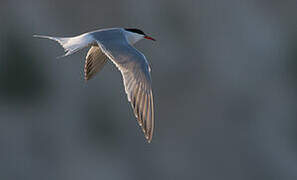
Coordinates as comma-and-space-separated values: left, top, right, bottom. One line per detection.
84, 46, 108, 80
97, 39, 154, 142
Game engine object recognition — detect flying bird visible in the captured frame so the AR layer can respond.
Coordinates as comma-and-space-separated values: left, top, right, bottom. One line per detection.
34, 28, 156, 142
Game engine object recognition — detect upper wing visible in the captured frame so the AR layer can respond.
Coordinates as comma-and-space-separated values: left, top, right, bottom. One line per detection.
84, 46, 108, 80
97, 40, 154, 142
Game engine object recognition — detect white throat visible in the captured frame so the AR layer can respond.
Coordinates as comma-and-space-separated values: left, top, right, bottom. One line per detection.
124, 30, 144, 45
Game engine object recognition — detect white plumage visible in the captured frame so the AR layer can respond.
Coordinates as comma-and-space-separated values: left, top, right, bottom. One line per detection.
34, 28, 156, 142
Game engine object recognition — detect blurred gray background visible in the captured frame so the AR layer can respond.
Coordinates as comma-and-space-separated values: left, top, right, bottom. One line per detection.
1, 0, 297, 179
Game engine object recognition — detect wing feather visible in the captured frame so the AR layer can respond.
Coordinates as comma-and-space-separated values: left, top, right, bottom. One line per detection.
97, 39, 154, 142
84, 46, 108, 80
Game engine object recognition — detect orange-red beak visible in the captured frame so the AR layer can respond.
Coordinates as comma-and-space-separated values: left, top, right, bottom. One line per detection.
144, 35, 156, 41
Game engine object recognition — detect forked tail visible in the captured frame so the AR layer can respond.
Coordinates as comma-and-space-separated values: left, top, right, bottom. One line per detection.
33, 33, 94, 58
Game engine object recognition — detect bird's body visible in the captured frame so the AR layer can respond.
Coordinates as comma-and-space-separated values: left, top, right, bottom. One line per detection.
34, 28, 156, 142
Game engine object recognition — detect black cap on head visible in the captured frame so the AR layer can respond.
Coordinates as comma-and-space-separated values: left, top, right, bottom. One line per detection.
124, 28, 145, 35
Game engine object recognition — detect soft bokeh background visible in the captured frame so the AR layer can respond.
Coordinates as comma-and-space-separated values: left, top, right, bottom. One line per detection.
1, 0, 297, 179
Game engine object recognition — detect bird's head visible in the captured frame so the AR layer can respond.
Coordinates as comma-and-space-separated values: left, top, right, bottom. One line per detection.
124, 28, 156, 44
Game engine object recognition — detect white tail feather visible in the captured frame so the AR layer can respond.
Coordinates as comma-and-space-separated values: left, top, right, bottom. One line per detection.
33, 34, 94, 58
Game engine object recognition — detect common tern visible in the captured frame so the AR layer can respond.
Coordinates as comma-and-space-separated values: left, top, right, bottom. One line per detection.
34, 28, 156, 142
